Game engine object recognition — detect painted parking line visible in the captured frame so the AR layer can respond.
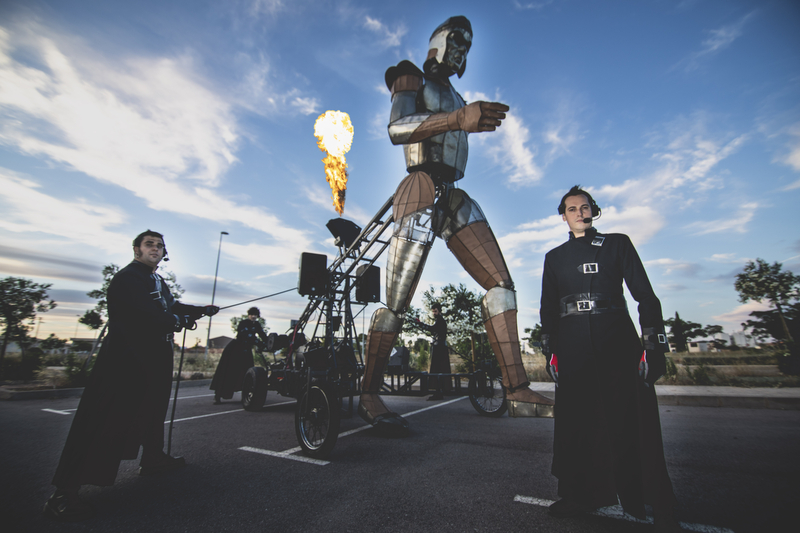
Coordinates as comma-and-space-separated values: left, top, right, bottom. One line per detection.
41, 408, 74, 415
239, 446, 329, 466
513, 495, 734, 533
241, 396, 468, 464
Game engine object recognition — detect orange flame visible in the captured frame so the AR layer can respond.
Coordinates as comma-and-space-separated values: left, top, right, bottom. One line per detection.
314, 110, 353, 215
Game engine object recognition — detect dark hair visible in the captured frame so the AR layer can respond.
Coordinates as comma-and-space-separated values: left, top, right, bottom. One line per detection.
132, 230, 169, 262
557, 185, 600, 217
431, 302, 442, 311
133, 229, 164, 248
247, 307, 260, 317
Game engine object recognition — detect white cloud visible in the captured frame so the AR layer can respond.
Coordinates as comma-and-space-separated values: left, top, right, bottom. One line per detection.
512, 0, 555, 9
711, 301, 770, 330
363, 16, 407, 48
777, 123, 800, 183
644, 258, 701, 276
0, 20, 312, 256
0, 169, 129, 253
683, 202, 759, 235
677, 12, 755, 72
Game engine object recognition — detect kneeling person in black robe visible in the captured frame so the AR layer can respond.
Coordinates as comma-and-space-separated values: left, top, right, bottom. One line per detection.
44, 230, 219, 522
210, 306, 267, 404
540, 187, 683, 532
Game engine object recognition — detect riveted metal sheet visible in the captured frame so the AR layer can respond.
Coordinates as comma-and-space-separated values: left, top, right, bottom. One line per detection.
481, 286, 517, 321
386, 237, 431, 311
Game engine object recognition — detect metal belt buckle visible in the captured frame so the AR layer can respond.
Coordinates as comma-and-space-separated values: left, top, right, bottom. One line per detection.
658, 334, 667, 344
582, 263, 598, 274
577, 300, 593, 311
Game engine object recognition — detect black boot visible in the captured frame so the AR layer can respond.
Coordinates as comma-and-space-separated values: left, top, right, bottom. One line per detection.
43, 488, 95, 522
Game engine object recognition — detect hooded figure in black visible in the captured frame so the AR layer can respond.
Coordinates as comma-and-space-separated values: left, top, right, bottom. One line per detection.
210, 306, 267, 404
44, 230, 219, 522
539, 187, 682, 532
413, 302, 452, 399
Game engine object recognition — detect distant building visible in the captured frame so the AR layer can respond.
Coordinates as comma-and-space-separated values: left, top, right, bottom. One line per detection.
209, 336, 233, 350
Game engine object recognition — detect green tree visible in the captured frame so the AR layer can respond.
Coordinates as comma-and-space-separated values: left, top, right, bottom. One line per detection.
405, 283, 486, 368
664, 312, 705, 352
704, 324, 727, 349
523, 324, 542, 351
0, 277, 57, 365
735, 259, 800, 343
78, 309, 104, 332
40, 333, 67, 351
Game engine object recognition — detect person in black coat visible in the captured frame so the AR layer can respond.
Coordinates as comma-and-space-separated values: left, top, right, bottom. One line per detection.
414, 302, 452, 400
210, 307, 267, 404
540, 187, 683, 533
44, 230, 218, 522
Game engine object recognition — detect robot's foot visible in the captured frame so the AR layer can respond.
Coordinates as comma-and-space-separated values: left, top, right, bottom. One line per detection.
506, 389, 555, 418
358, 402, 410, 438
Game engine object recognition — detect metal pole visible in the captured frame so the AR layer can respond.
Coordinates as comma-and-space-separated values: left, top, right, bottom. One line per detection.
205, 231, 228, 360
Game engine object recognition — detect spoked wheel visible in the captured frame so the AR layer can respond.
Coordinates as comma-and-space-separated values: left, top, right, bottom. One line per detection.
242, 367, 268, 411
468, 370, 508, 417
295, 381, 340, 459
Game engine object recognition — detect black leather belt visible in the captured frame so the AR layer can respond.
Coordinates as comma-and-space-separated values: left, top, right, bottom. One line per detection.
560, 293, 627, 318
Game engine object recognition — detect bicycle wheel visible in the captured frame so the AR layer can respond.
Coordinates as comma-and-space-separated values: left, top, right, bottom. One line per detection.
295, 382, 341, 459
242, 367, 268, 411
468, 370, 508, 417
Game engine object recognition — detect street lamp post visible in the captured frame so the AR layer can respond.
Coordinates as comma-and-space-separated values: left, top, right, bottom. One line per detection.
205, 231, 228, 360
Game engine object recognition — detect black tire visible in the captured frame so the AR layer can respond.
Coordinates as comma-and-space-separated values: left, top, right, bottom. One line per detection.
468, 370, 508, 417
295, 382, 341, 459
242, 367, 268, 411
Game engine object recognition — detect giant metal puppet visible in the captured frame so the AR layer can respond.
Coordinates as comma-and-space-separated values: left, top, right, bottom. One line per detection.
359, 16, 555, 435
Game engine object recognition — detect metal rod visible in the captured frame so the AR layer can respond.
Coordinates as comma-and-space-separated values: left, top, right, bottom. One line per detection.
168, 328, 187, 456
205, 231, 228, 360
218, 287, 298, 310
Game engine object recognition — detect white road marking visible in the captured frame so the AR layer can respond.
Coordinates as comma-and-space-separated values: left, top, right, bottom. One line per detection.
41, 408, 73, 415
513, 495, 734, 533
165, 409, 245, 423
239, 446, 329, 466
241, 396, 468, 464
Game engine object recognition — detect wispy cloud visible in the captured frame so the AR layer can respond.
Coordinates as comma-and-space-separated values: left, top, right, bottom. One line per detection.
512, 0, 556, 10
676, 12, 755, 72
0, 20, 313, 270
644, 258, 702, 276
683, 202, 759, 235
364, 16, 407, 48
465, 91, 544, 187
711, 301, 770, 330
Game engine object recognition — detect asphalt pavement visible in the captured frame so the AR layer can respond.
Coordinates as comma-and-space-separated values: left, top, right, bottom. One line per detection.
1, 381, 798, 533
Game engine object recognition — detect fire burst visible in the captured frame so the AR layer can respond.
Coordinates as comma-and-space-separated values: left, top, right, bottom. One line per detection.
314, 110, 354, 215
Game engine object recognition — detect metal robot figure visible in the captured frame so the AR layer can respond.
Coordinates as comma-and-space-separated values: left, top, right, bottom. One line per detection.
359, 16, 555, 436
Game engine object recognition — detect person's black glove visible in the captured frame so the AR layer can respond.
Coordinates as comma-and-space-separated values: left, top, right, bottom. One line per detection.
639, 350, 666, 387
203, 305, 220, 316
175, 314, 197, 331
547, 353, 559, 386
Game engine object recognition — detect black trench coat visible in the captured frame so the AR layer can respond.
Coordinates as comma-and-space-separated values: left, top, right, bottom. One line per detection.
210, 319, 267, 399
540, 228, 674, 518
417, 315, 452, 392
52, 260, 204, 487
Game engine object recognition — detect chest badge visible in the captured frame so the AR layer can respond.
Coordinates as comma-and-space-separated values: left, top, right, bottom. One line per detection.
591, 236, 605, 246
581, 263, 599, 274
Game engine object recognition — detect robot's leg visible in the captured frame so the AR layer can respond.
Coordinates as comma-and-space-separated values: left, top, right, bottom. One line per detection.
440, 189, 554, 417
360, 171, 436, 435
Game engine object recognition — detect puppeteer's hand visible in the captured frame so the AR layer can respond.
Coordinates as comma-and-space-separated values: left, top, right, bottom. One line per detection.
176, 315, 197, 331
547, 353, 559, 386
447, 101, 509, 133
203, 305, 220, 317
639, 350, 666, 387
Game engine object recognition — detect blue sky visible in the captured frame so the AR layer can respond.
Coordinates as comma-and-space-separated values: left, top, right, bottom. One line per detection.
1, 0, 798, 345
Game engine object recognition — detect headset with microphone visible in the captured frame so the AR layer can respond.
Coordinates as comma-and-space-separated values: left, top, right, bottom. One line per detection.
557, 185, 601, 224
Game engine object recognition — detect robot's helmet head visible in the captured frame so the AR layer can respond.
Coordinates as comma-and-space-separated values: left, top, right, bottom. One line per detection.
424, 16, 472, 78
